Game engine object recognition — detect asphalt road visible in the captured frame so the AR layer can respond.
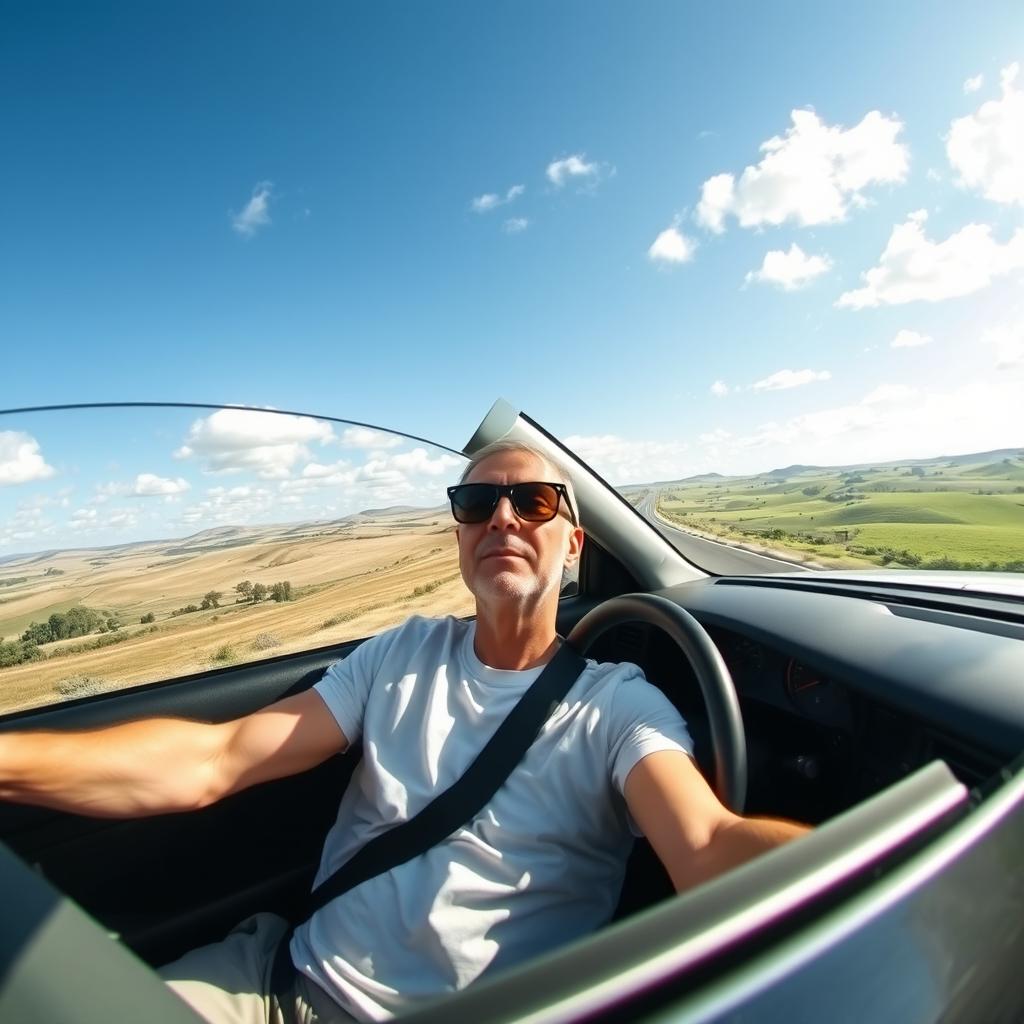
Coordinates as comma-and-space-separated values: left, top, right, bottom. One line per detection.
636, 491, 810, 576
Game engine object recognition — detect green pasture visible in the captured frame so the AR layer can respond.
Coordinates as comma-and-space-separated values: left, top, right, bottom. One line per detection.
657, 457, 1024, 570
849, 524, 1024, 564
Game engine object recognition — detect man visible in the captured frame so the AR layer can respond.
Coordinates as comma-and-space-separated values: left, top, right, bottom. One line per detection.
0, 441, 806, 1023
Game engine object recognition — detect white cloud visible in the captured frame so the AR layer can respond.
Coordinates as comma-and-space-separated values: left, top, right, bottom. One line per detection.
336, 426, 402, 450
744, 244, 832, 290
231, 181, 273, 237
471, 184, 525, 213
862, 383, 917, 404
0, 432, 56, 486
133, 473, 191, 496
280, 447, 463, 508
648, 226, 696, 264
546, 154, 600, 188
562, 434, 692, 485
714, 377, 1024, 473
964, 73, 984, 94
695, 109, 908, 233
175, 409, 335, 478
751, 368, 831, 392
181, 485, 275, 525
983, 318, 1024, 369
99, 474, 192, 497
710, 380, 730, 397
891, 329, 933, 348
503, 217, 529, 234
695, 173, 735, 234
947, 62, 1024, 205
836, 210, 1024, 309
390, 448, 462, 476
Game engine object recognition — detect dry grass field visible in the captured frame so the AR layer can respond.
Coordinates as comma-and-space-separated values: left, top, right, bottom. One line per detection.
0, 509, 475, 715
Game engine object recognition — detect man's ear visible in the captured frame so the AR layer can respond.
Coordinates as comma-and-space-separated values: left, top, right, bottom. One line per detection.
565, 526, 584, 567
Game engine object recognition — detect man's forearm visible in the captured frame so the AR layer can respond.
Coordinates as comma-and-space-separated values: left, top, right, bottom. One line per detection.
0, 718, 229, 818
673, 815, 809, 893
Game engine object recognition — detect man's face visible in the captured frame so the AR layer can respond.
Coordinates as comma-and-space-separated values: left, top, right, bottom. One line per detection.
455, 450, 583, 607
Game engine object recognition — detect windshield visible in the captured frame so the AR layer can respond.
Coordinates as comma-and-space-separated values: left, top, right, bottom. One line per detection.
3, 7, 1022, 581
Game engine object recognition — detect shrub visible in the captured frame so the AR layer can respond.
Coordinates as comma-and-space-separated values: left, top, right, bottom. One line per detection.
252, 632, 281, 651
212, 644, 236, 663
54, 675, 105, 698
140, 612, 156, 624
0, 640, 43, 668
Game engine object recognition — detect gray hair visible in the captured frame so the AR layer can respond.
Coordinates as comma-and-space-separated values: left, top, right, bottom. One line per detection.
458, 439, 580, 526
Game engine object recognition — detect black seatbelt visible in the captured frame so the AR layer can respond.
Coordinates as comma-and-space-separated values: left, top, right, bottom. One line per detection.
271, 640, 587, 1003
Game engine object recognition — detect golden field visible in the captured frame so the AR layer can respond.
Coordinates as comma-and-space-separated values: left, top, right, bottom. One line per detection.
0, 509, 475, 715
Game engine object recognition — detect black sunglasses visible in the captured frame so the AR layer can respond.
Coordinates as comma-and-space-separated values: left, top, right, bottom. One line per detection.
447, 481, 577, 526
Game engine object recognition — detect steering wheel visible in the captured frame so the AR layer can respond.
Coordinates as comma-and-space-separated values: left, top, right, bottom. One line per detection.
566, 593, 747, 813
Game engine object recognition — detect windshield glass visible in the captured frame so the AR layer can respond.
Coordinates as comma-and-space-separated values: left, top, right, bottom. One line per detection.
0, 406, 476, 714
4, 8, 1022, 579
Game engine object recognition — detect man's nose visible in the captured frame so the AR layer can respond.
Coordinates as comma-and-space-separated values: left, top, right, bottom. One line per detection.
488, 495, 520, 529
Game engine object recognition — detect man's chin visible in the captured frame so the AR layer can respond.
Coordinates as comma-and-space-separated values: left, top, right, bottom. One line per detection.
473, 569, 534, 600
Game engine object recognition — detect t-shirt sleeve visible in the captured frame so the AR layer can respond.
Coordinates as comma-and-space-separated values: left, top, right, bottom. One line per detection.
313, 625, 400, 745
606, 666, 695, 798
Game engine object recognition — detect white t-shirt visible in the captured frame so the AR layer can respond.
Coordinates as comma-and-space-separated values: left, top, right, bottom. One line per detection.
292, 615, 692, 1021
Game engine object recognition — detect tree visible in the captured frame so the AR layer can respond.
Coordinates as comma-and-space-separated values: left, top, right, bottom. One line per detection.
251, 582, 268, 603
235, 580, 253, 602
270, 581, 293, 603
140, 612, 155, 624
21, 621, 53, 645
204, 591, 222, 609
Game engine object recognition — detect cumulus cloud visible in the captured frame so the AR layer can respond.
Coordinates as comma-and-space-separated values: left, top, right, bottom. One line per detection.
281, 447, 463, 508
471, 184, 525, 213
836, 210, 1024, 309
231, 182, 273, 237
751, 368, 831, 392
947, 62, 1024, 205
0, 432, 56, 486
546, 154, 602, 188
891, 329, 933, 348
695, 109, 908, 233
648, 225, 697, 264
503, 217, 529, 234
336, 426, 403, 450
744, 244, 832, 290
964, 74, 984, 94
99, 474, 191, 498
174, 409, 335, 478
710, 380, 730, 397
181, 485, 275, 525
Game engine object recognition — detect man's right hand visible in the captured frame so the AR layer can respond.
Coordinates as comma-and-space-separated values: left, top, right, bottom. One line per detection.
0, 688, 348, 818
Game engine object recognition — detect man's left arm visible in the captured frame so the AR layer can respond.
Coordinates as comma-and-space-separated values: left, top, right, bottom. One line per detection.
623, 749, 809, 894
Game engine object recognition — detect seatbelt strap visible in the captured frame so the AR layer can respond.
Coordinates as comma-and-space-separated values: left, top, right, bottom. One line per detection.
271, 640, 587, 1001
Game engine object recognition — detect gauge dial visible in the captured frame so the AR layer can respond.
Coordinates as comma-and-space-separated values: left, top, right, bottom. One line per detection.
785, 659, 845, 723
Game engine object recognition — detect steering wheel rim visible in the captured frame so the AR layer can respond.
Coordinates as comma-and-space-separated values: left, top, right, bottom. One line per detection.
566, 593, 747, 813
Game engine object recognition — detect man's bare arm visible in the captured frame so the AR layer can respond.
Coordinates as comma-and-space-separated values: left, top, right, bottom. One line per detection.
624, 749, 808, 893
0, 688, 348, 819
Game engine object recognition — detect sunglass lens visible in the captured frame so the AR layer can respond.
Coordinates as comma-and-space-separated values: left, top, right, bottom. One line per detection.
513, 483, 560, 521
451, 484, 497, 523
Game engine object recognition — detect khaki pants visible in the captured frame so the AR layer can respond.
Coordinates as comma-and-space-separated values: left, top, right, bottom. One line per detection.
159, 913, 358, 1024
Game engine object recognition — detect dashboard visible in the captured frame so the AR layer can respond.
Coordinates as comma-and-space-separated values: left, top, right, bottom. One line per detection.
591, 574, 1024, 824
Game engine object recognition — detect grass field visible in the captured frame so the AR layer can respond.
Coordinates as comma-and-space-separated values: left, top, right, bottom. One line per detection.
0, 510, 474, 715
657, 449, 1024, 571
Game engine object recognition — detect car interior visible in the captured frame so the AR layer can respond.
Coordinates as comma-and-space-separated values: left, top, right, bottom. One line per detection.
1, 406, 1023, 1023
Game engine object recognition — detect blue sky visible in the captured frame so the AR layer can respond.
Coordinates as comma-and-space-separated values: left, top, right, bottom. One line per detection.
2, 3, 1024, 550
